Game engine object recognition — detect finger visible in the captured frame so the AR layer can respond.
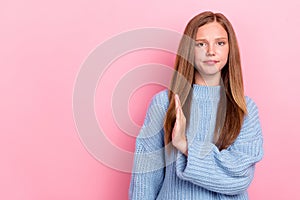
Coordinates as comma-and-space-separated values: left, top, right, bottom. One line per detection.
178, 105, 186, 124
178, 104, 182, 119
178, 101, 183, 117
176, 94, 182, 107
175, 94, 178, 109
175, 95, 181, 111
175, 94, 185, 123
176, 105, 180, 119
172, 122, 175, 139
175, 95, 180, 119
172, 120, 178, 138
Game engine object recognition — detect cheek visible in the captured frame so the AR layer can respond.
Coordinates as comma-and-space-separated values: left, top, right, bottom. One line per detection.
194, 48, 206, 61
218, 48, 229, 62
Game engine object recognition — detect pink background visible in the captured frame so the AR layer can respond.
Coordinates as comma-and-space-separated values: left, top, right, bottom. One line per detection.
1, 0, 300, 199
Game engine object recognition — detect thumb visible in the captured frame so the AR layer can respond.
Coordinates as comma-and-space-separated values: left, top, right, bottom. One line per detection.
175, 94, 179, 108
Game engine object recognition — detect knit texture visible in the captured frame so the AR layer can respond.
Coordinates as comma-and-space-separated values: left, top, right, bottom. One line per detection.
129, 84, 264, 200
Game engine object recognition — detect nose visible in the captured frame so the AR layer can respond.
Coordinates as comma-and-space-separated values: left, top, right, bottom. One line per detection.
206, 44, 215, 56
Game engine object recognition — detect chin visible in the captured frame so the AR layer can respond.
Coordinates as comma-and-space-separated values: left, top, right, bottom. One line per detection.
200, 69, 220, 75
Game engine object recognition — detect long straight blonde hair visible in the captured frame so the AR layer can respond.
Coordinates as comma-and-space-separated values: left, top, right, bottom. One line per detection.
164, 11, 247, 151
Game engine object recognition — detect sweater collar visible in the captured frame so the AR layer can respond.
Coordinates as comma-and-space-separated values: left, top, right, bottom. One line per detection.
192, 84, 221, 100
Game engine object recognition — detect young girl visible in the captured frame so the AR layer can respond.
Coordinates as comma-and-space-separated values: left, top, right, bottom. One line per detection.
129, 11, 263, 199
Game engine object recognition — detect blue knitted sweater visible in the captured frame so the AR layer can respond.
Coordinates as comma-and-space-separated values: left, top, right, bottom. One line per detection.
129, 84, 264, 200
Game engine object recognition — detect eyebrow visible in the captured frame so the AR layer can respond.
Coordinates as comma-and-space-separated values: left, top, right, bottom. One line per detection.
195, 37, 228, 41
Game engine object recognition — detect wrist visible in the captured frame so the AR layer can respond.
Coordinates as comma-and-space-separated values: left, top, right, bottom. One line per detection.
177, 137, 188, 156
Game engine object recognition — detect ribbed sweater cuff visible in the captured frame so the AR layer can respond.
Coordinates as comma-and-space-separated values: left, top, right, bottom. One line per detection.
176, 141, 215, 179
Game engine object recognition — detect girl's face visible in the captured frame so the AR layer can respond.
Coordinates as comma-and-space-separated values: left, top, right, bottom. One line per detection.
194, 21, 229, 81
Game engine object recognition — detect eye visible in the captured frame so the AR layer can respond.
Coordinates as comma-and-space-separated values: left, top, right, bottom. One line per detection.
196, 42, 207, 47
217, 41, 226, 46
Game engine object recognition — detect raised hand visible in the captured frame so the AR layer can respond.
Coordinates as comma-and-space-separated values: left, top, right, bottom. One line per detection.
172, 94, 188, 156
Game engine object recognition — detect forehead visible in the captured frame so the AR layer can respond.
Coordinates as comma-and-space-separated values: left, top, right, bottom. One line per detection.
196, 21, 228, 39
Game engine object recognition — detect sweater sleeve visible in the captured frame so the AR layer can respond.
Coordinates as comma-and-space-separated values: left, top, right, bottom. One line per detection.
176, 96, 264, 195
129, 91, 168, 200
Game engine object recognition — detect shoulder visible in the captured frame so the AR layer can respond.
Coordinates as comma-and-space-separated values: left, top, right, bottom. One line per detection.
141, 89, 169, 128
245, 96, 259, 112
149, 89, 169, 110
230, 96, 263, 159
244, 96, 260, 120
136, 89, 169, 147
238, 96, 262, 139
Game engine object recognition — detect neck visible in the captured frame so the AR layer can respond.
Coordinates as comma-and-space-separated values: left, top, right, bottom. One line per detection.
194, 71, 221, 86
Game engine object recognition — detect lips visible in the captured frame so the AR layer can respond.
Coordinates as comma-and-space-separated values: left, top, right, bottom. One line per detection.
203, 60, 219, 65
